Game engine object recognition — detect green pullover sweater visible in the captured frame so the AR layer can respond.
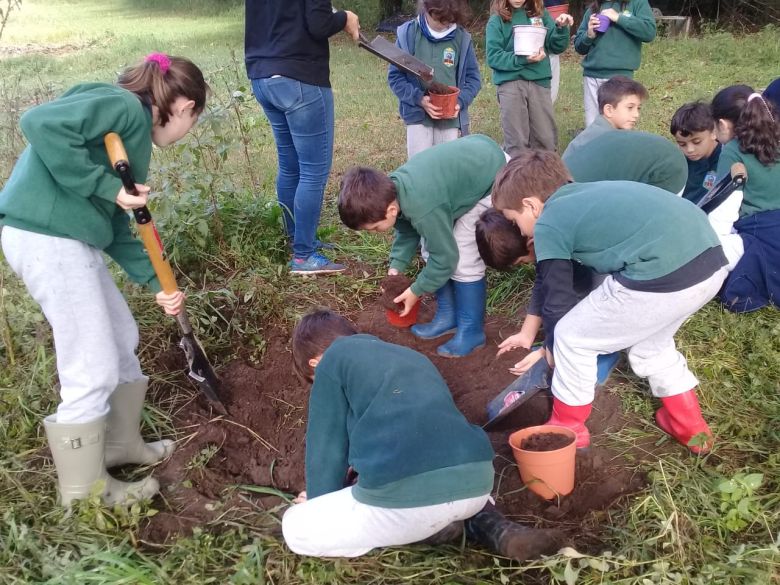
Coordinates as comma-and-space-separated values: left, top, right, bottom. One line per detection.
574, 0, 656, 79
486, 10, 570, 87
389, 134, 506, 296
305, 334, 495, 507
0, 83, 160, 292
716, 139, 780, 218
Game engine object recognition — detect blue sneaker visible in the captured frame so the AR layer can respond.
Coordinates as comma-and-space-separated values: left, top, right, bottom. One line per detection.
289, 252, 346, 275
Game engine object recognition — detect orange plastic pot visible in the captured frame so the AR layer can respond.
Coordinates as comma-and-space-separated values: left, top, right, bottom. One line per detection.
385, 300, 420, 328
427, 86, 460, 119
546, 3, 569, 19
508, 425, 576, 500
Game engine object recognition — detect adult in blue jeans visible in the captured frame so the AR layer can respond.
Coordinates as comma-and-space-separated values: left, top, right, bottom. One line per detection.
245, 0, 359, 274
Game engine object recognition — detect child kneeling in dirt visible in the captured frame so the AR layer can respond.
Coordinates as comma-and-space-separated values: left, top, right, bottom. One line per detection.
490, 151, 729, 454
338, 134, 507, 358
284, 309, 562, 558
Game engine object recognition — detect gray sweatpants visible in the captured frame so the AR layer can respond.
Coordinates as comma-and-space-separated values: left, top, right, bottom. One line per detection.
497, 79, 558, 157
406, 124, 459, 160
551, 267, 728, 406
583, 76, 609, 127
2, 226, 144, 423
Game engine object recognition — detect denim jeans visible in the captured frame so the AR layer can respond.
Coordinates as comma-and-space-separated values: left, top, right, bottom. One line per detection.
251, 76, 334, 259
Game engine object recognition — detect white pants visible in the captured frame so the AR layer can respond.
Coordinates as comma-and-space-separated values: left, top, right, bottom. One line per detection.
420, 194, 492, 283
550, 54, 560, 103
707, 190, 745, 271
1, 227, 143, 423
551, 267, 728, 406
282, 485, 490, 557
583, 76, 608, 127
406, 124, 459, 159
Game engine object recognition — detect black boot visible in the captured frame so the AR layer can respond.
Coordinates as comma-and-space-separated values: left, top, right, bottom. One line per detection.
465, 503, 563, 561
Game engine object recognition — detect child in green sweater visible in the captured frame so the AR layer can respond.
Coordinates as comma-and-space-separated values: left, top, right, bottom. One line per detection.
492, 150, 727, 454
574, 0, 656, 126
338, 134, 507, 358
486, 0, 573, 156
0, 54, 208, 507
284, 309, 562, 559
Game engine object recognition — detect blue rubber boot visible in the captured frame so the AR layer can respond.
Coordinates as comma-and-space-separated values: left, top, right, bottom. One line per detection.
411, 280, 456, 340
596, 352, 620, 386
437, 279, 486, 358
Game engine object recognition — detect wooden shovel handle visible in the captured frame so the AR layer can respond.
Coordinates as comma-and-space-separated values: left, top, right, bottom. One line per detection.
104, 132, 179, 295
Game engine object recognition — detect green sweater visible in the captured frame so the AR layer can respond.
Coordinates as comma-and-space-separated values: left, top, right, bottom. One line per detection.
305, 334, 495, 507
563, 131, 688, 194
573, 0, 656, 79
389, 134, 507, 295
716, 139, 780, 218
534, 181, 720, 280
486, 10, 570, 87
0, 83, 160, 292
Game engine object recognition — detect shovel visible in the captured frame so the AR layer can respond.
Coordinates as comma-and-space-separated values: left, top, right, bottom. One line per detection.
358, 32, 434, 84
697, 172, 746, 214
483, 357, 552, 432
104, 133, 226, 414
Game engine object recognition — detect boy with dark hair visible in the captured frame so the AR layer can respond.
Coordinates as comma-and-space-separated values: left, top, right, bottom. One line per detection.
475, 208, 532, 271
491, 150, 728, 454
284, 308, 562, 559
562, 76, 648, 160
670, 101, 722, 204
563, 130, 688, 195
338, 134, 507, 357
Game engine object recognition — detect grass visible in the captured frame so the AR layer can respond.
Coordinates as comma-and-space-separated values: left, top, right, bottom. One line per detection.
1, 2, 779, 583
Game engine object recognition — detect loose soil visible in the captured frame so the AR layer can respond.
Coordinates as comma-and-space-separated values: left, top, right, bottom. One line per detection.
379, 274, 413, 312
140, 292, 653, 552
520, 432, 574, 452
427, 81, 455, 95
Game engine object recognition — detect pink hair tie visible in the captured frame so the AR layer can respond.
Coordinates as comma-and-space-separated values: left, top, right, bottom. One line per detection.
747, 92, 764, 102
145, 52, 171, 75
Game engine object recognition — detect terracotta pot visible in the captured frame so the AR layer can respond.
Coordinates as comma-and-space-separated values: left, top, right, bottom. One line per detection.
427, 86, 460, 119
546, 3, 569, 20
385, 300, 420, 328
508, 425, 576, 500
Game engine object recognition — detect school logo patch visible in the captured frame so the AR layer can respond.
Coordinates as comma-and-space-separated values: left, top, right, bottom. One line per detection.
530, 16, 544, 27
703, 171, 717, 191
442, 47, 455, 67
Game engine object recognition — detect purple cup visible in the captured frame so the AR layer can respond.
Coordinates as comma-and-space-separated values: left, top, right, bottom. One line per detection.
595, 13, 611, 33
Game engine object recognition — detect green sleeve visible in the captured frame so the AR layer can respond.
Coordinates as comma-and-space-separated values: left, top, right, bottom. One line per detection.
544, 12, 570, 55
573, 9, 595, 54
409, 207, 459, 296
715, 142, 741, 181
389, 216, 420, 273
616, 0, 656, 42
103, 208, 161, 292
304, 369, 350, 500
18, 93, 135, 204
486, 15, 531, 73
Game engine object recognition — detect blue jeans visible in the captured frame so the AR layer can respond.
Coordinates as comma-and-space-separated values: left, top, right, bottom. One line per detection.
251, 77, 334, 260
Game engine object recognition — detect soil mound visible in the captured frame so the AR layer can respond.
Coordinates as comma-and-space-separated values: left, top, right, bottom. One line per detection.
141, 294, 650, 550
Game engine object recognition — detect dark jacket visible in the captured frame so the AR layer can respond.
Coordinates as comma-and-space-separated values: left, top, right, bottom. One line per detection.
244, 0, 347, 87
720, 209, 780, 313
387, 19, 481, 135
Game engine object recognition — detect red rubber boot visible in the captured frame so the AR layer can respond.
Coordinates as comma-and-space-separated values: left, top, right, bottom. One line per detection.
655, 390, 713, 454
545, 398, 592, 448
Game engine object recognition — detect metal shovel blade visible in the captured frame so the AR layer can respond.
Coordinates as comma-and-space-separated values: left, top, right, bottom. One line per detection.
698, 172, 746, 214
176, 314, 226, 414
359, 33, 434, 83
483, 358, 552, 431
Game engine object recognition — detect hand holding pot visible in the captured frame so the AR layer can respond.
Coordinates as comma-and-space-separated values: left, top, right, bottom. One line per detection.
343, 10, 360, 41
421, 95, 444, 119
393, 286, 419, 317
555, 13, 574, 28
586, 14, 600, 38
155, 290, 185, 316
526, 48, 547, 63
600, 8, 620, 22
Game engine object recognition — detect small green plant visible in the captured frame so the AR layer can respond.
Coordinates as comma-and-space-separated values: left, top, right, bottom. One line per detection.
714, 472, 764, 532
185, 444, 220, 472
